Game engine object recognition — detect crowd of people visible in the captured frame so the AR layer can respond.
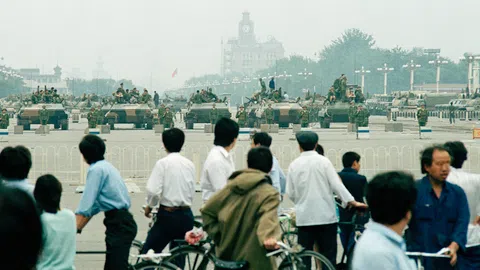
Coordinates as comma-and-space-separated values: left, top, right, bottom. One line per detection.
1, 117, 480, 270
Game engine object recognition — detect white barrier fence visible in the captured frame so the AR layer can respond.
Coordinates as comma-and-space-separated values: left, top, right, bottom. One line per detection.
23, 143, 480, 187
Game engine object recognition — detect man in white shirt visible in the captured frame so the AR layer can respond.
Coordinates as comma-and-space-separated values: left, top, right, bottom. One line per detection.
201, 117, 239, 202
286, 131, 366, 267
445, 141, 480, 269
251, 132, 285, 196
142, 128, 196, 254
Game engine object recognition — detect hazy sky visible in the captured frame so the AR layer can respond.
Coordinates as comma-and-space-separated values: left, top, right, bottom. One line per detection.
0, 0, 478, 90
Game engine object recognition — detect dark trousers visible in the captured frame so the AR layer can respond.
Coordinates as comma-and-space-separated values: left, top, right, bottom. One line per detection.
298, 223, 337, 267
141, 208, 194, 254
458, 245, 480, 270
104, 209, 138, 270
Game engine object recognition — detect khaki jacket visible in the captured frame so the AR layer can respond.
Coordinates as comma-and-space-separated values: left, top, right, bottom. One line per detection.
201, 169, 281, 270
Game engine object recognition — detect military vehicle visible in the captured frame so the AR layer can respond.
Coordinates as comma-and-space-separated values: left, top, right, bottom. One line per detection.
271, 102, 302, 127
17, 103, 69, 130
435, 98, 480, 111
322, 84, 363, 126
186, 102, 231, 124
100, 103, 153, 129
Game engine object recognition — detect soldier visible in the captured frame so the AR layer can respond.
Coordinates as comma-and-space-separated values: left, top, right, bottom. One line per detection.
124, 89, 131, 104
354, 87, 366, 103
87, 107, 97, 128
153, 91, 159, 108
39, 105, 49, 126
158, 103, 166, 124
163, 107, 175, 128
448, 101, 455, 124
417, 104, 428, 127
236, 105, 247, 127
144, 109, 154, 129
0, 109, 9, 129
259, 78, 267, 97
141, 89, 152, 104
95, 105, 104, 126
300, 106, 309, 128
355, 105, 370, 127
269, 77, 275, 92
327, 87, 336, 104
264, 103, 274, 124
193, 90, 203, 104
348, 101, 357, 124
209, 103, 218, 125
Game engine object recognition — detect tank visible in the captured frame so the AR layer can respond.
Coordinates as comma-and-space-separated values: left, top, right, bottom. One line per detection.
271, 102, 302, 128
325, 102, 350, 122
187, 102, 231, 123
100, 103, 152, 128
17, 103, 69, 130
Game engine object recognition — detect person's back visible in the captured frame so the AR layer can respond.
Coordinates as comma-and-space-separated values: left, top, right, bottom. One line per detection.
37, 209, 76, 269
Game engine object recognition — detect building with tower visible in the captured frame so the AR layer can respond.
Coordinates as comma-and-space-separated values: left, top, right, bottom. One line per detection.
17, 65, 68, 92
221, 12, 285, 76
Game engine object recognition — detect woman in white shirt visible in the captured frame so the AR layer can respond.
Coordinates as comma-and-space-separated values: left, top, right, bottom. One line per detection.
34, 174, 76, 270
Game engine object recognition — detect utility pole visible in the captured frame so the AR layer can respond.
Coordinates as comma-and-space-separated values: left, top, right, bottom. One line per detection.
402, 60, 421, 91
460, 53, 480, 96
428, 55, 448, 93
354, 66, 371, 93
376, 63, 394, 95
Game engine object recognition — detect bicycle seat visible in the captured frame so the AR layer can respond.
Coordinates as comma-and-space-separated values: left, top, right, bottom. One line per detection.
212, 258, 248, 270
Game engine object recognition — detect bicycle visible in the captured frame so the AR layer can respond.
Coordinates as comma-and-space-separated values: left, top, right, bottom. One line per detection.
406, 251, 451, 270
336, 211, 369, 270
76, 250, 178, 270
267, 241, 336, 270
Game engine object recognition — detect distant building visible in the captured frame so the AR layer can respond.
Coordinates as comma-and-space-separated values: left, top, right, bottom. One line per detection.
17, 66, 68, 93
221, 12, 285, 76
92, 58, 110, 79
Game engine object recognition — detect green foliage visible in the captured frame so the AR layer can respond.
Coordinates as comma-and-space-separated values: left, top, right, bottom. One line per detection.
0, 75, 26, 97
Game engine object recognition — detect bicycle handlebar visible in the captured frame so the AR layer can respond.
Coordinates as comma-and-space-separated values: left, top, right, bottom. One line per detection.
266, 242, 293, 258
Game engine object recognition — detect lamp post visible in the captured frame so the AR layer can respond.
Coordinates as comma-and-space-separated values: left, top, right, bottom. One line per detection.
242, 76, 251, 97
460, 53, 480, 96
222, 78, 230, 92
354, 66, 371, 93
428, 55, 449, 93
402, 60, 421, 91
298, 68, 312, 94
376, 63, 394, 95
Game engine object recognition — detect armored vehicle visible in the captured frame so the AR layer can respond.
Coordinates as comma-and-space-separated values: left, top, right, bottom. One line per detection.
100, 103, 152, 129
17, 103, 69, 130
268, 102, 302, 128
187, 102, 231, 123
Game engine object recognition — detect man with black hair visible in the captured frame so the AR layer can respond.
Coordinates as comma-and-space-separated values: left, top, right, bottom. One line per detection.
315, 144, 324, 156
338, 151, 368, 254
445, 141, 480, 269
352, 171, 417, 270
34, 174, 76, 270
286, 131, 366, 267
141, 128, 196, 256
201, 117, 239, 202
0, 145, 34, 196
199, 146, 281, 270
251, 132, 285, 196
0, 186, 43, 270
75, 134, 137, 270
407, 145, 469, 270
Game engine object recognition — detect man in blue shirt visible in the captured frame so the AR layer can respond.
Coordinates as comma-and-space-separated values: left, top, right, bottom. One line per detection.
407, 145, 469, 270
251, 132, 286, 197
352, 171, 417, 270
75, 135, 137, 270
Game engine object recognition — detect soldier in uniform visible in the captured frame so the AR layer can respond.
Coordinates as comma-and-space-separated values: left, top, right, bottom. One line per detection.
157, 104, 166, 124
87, 107, 97, 128
0, 109, 9, 129
163, 107, 175, 128
236, 105, 247, 127
264, 103, 274, 124
355, 105, 370, 127
354, 87, 366, 104
259, 78, 267, 97
144, 109, 154, 129
417, 104, 428, 127
448, 101, 455, 124
348, 101, 357, 124
300, 106, 309, 128
209, 103, 218, 125
141, 89, 152, 104
39, 105, 49, 126
95, 105, 104, 126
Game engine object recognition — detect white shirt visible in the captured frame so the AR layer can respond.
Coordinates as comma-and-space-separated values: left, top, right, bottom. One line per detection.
146, 152, 196, 207
447, 166, 480, 247
283, 94, 289, 100
201, 146, 235, 202
286, 151, 354, 226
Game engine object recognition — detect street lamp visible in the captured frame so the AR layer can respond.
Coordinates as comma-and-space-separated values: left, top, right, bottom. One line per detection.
428, 55, 449, 93
354, 66, 371, 93
460, 53, 480, 96
298, 68, 312, 80
376, 63, 394, 95
222, 78, 230, 91
402, 60, 421, 91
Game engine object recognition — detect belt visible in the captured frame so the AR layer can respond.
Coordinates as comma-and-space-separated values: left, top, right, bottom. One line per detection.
160, 205, 190, 212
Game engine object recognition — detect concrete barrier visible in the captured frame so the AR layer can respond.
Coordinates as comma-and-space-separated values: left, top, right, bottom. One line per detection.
385, 123, 403, 132
357, 127, 370, 139
0, 129, 8, 135
36, 125, 50, 135
100, 125, 111, 134
204, 124, 214, 133
347, 123, 357, 133
14, 125, 23, 134
419, 126, 432, 139
154, 125, 164, 134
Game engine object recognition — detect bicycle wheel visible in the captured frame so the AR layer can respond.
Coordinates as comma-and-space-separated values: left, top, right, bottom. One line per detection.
279, 250, 336, 270
130, 239, 145, 265
131, 260, 180, 270
164, 245, 215, 270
